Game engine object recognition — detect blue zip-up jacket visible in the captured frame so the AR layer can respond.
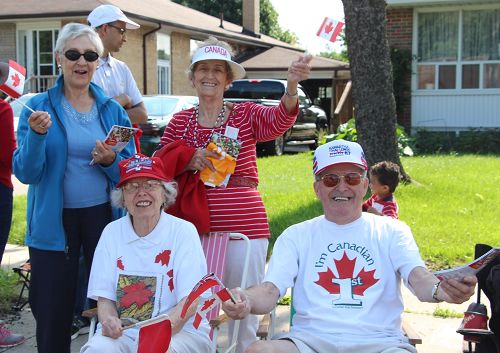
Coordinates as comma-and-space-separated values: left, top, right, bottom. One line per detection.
13, 76, 135, 251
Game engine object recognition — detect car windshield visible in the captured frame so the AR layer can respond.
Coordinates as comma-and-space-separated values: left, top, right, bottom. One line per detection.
143, 97, 181, 117
224, 81, 284, 100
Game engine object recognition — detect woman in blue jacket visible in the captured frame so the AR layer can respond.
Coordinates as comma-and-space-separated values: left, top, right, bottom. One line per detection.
13, 23, 135, 353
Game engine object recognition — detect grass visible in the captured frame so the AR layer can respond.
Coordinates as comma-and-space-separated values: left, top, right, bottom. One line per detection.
433, 306, 464, 319
257, 152, 500, 270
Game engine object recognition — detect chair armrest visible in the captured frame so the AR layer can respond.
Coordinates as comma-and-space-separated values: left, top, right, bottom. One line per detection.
82, 307, 98, 319
209, 313, 230, 329
402, 317, 422, 346
257, 313, 270, 339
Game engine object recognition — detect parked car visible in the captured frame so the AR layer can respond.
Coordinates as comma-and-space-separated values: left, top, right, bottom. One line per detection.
7, 93, 39, 134
138, 95, 199, 156
224, 79, 328, 155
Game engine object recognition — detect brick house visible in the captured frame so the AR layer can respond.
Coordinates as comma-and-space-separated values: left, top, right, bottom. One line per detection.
386, 0, 500, 132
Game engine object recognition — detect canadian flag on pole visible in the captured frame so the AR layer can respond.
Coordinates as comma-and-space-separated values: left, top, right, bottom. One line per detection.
0, 60, 26, 98
180, 273, 224, 319
316, 17, 344, 43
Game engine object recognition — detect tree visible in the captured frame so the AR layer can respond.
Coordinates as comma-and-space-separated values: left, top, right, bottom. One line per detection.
341, 0, 409, 181
318, 30, 348, 62
172, 0, 298, 44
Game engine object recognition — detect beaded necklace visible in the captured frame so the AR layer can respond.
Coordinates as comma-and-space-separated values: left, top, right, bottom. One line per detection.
61, 95, 98, 125
182, 103, 226, 148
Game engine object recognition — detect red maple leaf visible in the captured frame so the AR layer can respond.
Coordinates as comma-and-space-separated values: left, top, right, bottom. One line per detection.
353, 267, 379, 296
120, 281, 153, 309
315, 251, 379, 297
325, 21, 334, 34
314, 267, 340, 294
117, 257, 124, 270
11, 73, 20, 87
201, 297, 216, 311
167, 269, 174, 292
155, 249, 171, 267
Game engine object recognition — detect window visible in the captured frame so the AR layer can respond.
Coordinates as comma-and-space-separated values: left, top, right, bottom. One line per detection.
416, 7, 500, 90
17, 25, 59, 92
157, 33, 171, 94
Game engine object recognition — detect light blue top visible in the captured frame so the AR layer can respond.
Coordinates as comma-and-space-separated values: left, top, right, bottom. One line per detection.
13, 76, 136, 251
62, 95, 109, 208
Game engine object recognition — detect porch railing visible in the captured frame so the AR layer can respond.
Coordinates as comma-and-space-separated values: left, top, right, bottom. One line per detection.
25, 75, 58, 93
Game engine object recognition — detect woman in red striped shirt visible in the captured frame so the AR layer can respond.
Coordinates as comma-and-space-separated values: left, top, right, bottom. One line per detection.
157, 36, 311, 353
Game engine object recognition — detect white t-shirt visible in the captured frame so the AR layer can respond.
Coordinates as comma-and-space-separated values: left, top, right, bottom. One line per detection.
88, 212, 210, 341
92, 55, 143, 107
265, 213, 425, 344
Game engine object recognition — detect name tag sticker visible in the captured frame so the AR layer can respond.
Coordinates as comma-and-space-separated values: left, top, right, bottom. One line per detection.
224, 126, 239, 139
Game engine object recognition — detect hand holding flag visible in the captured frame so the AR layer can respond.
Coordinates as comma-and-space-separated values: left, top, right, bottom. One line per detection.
317, 17, 344, 43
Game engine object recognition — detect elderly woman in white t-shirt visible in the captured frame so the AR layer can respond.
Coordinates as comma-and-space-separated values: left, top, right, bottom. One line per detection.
81, 154, 211, 353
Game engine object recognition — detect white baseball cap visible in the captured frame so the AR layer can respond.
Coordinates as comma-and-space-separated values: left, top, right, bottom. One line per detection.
88, 5, 140, 29
190, 45, 246, 80
313, 139, 368, 175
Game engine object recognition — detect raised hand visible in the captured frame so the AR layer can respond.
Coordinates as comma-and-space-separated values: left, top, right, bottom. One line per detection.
287, 54, 313, 85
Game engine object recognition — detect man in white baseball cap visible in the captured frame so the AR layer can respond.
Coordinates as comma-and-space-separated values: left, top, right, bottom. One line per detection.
222, 140, 477, 353
87, 5, 147, 126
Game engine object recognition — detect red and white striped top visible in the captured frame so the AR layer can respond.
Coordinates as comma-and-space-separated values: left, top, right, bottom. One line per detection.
159, 101, 297, 239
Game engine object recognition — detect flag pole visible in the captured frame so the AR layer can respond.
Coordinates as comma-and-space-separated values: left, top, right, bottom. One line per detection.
122, 314, 170, 331
9, 96, 36, 114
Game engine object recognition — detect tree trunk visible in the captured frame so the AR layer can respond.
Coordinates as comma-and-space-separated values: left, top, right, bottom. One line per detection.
341, 0, 410, 182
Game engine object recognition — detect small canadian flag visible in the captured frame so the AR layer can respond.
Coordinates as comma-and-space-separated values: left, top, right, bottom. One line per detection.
316, 17, 344, 43
0, 60, 26, 99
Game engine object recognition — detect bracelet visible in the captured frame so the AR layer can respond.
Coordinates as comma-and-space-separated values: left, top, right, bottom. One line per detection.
285, 88, 298, 97
432, 281, 442, 302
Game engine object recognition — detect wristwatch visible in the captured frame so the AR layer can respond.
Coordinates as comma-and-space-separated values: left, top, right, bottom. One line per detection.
432, 281, 442, 302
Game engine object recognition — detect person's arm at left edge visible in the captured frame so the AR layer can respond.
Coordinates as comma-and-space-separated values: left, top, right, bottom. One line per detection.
408, 266, 476, 303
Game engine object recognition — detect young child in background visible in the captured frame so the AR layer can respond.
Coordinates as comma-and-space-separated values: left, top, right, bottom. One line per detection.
363, 161, 401, 219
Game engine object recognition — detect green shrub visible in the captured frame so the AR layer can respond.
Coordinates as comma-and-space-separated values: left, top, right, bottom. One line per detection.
324, 118, 415, 156
414, 129, 500, 154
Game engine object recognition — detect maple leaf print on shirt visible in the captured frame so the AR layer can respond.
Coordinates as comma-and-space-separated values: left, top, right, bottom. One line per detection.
315, 251, 379, 306
120, 281, 154, 309
167, 269, 174, 291
117, 257, 125, 270
155, 249, 171, 267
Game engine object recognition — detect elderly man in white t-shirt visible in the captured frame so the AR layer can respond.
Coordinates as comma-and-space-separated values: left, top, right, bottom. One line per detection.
223, 139, 477, 353
87, 5, 147, 125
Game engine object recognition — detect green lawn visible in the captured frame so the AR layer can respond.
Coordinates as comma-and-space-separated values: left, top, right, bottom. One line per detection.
257, 153, 500, 270
8, 153, 500, 271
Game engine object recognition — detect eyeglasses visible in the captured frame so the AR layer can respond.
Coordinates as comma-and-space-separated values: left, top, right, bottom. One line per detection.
318, 172, 365, 188
64, 50, 99, 62
107, 23, 127, 35
123, 180, 162, 193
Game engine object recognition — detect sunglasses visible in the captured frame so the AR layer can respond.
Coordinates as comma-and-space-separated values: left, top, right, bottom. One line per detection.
64, 50, 99, 62
123, 180, 162, 193
107, 23, 127, 35
319, 172, 365, 188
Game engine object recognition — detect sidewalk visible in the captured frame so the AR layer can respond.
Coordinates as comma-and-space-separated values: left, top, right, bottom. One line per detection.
1, 243, 476, 353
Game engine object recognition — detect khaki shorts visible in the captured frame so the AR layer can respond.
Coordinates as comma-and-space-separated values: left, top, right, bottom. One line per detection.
277, 331, 418, 353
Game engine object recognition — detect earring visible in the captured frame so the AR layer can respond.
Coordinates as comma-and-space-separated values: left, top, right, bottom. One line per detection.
57, 64, 62, 69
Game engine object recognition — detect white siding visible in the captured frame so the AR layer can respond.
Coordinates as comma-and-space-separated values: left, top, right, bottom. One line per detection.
411, 92, 500, 131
